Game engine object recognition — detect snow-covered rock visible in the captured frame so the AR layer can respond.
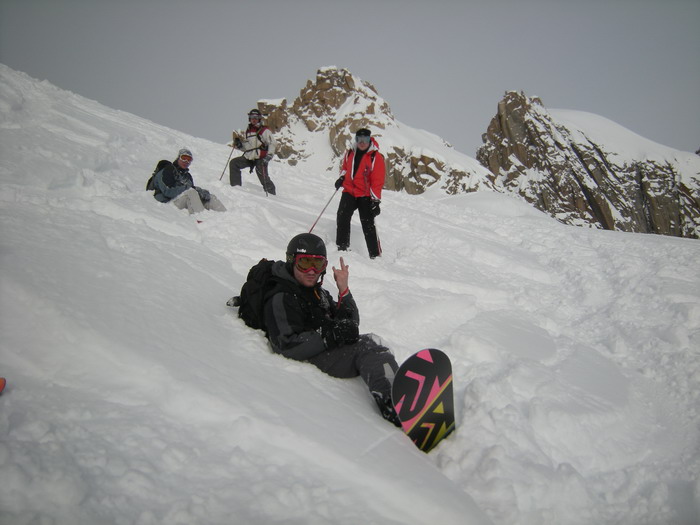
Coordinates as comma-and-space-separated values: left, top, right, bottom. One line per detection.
257, 66, 494, 195
477, 91, 700, 238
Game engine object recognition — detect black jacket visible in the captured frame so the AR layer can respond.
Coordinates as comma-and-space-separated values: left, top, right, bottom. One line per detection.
264, 261, 359, 361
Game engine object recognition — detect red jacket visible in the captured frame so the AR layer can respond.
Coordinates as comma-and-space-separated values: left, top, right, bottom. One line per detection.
340, 137, 385, 200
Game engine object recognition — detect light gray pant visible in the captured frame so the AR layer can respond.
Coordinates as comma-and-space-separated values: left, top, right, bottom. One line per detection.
229, 156, 276, 195
172, 188, 226, 214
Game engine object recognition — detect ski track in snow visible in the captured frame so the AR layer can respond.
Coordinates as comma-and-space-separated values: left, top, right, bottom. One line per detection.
1, 64, 700, 525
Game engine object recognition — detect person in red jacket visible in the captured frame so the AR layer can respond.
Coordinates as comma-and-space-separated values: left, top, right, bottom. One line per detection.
334, 128, 385, 258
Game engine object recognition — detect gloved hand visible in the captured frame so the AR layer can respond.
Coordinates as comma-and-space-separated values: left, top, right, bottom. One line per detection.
196, 187, 211, 202
234, 138, 243, 149
371, 199, 381, 217
322, 318, 359, 350
262, 153, 273, 165
334, 176, 344, 190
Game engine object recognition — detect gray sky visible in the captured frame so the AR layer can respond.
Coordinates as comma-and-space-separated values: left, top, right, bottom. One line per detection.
2, 0, 699, 155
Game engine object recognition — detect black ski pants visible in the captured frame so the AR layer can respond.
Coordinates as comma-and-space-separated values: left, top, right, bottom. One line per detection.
308, 334, 398, 399
229, 156, 276, 195
336, 192, 381, 258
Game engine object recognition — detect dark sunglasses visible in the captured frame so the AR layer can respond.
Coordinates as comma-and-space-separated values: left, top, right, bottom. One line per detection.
356, 136, 371, 144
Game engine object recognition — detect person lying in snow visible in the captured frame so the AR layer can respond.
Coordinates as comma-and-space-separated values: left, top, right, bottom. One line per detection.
264, 233, 400, 426
152, 148, 226, 214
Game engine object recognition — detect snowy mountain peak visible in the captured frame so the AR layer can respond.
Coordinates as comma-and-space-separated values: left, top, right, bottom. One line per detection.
477, 90, 700, 238
255, 66, 494, 195
257, 71, 700, 239
292, 65, 394, 135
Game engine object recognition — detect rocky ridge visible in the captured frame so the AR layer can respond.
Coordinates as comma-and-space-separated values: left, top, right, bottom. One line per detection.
477, 91, 700, 238
253, 66, 492, 195
252, 68, 699, 239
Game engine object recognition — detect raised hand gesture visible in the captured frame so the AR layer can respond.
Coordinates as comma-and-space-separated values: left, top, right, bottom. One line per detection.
332, 256, 350, 295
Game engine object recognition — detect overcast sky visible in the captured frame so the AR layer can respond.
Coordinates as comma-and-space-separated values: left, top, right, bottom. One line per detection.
2, 0, 699, 156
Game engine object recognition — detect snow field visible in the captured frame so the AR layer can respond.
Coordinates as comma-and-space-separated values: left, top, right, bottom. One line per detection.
1, 64, 699, 524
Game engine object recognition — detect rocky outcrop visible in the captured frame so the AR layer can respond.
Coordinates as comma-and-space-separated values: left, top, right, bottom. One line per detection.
252, 72, 699, 239
253, 67, 491, 195
291, 67, 393, 154
477, 91, 700, 238
253, 67, 393, 166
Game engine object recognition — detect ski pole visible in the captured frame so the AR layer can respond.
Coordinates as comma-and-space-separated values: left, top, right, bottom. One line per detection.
219, 145, 235, 181
309, 187, 340, 234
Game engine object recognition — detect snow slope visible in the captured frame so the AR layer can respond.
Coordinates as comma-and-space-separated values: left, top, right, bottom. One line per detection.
550, 108, 700, 185
1, 64, 699, 524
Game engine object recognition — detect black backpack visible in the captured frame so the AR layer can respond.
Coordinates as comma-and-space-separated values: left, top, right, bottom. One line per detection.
146, 159, 172, 191
228, 258, 279, 332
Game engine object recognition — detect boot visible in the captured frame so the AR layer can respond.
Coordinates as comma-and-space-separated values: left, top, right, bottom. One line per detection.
372, 391, 402, 428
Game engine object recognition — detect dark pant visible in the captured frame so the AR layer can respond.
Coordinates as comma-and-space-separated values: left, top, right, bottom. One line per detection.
229, 156, 276, 195
336, 193, 381, 257
308, 334, 397, 398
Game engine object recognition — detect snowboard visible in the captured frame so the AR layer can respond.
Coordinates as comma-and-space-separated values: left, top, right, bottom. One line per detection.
392, 349, 455, 452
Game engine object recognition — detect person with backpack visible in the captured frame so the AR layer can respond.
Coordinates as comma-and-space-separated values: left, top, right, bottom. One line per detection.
233, 233, 401, 426
334, 128, 385, 259
151, 148, 226, 214
229, 109, 277, 195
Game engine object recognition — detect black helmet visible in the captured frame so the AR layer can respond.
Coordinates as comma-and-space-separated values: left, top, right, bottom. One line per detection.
286, 233, 327, 265
248, 109, 262, 119
355, 128, 371, 138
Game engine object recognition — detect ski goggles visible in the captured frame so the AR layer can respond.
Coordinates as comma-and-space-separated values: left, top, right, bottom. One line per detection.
294, 254, 328, 273
356, 136, 371, 144
179, 154, 193, 163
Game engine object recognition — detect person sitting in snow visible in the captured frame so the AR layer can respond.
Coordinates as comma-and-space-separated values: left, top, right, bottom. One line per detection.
152, 148, 226, 214
334, 128, 385, 259
264, 232, 401, 426
228, 109, 277, 195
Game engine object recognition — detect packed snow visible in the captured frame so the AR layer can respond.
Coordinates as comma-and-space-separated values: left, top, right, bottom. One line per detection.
1, 64, 699, 525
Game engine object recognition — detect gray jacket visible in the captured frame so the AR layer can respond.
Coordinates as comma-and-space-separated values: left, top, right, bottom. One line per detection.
153, 162, 195, 203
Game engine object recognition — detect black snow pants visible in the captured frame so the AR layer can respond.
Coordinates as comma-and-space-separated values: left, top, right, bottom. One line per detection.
307, 334, 397, 399
335, 192, 381, 258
